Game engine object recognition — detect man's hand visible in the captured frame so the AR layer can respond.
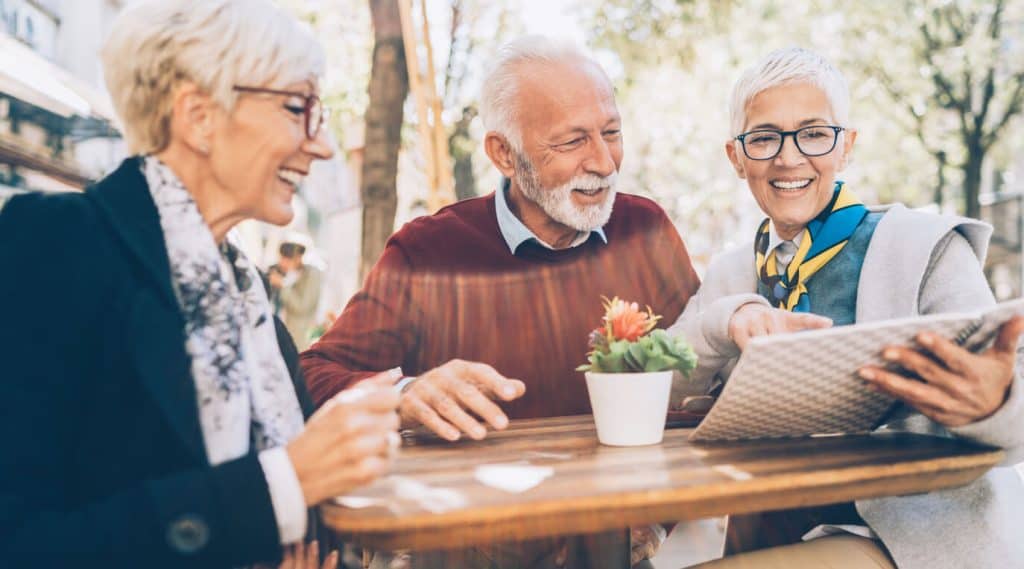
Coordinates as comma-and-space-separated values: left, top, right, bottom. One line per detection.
859, 316, 1024, 427
630, 524, 667, 565
728, 303, 833, 350
287, 373, 401, 506
399, 359, 526, 441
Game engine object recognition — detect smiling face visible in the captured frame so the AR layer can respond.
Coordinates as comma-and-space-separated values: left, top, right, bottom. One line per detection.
511, 58, 623, 231
726, 82, 856, 239
208, 81, 333, 226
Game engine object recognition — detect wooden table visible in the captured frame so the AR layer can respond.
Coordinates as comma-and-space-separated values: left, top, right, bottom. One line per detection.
321, 415, 1003, 552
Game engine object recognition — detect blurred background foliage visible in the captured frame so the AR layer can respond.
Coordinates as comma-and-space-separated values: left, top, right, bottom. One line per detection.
278, 0, 1024, 281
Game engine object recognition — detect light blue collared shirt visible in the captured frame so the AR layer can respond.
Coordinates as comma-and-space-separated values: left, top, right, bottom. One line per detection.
493, 177, 608, 254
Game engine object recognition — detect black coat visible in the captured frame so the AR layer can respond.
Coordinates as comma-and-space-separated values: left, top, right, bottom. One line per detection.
0, 157, 314, 567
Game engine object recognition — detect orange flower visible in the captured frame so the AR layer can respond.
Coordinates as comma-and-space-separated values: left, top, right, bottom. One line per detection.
602, 296, 660, 342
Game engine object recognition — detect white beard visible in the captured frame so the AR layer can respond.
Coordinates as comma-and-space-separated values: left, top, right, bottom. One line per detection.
513, 151, 617, 232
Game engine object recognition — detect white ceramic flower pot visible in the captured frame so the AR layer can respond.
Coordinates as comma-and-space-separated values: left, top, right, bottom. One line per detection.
585, 370, 673, 446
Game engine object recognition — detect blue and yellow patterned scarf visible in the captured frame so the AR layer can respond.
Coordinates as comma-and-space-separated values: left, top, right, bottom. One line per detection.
755, 182, 868, 312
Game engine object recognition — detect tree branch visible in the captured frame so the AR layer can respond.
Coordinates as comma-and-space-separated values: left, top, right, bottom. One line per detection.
983, 72, 1024, 150
974, 0, 1005, 145
872, 65, 950, 161
442, 0, 461, 105
918, 21, 966, 117
988, 0, 1006, 39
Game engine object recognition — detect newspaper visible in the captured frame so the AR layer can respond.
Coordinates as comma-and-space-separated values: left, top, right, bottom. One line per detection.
690, 298, 1024, 441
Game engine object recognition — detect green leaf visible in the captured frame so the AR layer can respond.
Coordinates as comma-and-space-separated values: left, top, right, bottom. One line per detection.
590, 340, 630, 373
582, 329, 699, 375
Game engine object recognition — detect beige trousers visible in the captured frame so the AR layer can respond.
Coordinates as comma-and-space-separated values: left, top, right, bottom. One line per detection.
689, 535, 896, 569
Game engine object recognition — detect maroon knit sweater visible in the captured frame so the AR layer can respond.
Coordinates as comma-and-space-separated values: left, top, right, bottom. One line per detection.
300, 192, 701, 418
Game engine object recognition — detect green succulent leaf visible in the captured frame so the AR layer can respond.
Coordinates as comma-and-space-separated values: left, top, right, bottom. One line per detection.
579, 301, 699, 376
582, 328, 698, 375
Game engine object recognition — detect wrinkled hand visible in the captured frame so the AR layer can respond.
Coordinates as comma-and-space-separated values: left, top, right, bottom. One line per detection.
400, 359, 526, 441
256, 541, 339, 569
630, 524, 667, 565
287, 372, 401, 506
859, 316, 1024, 427
728, 303, 833, 350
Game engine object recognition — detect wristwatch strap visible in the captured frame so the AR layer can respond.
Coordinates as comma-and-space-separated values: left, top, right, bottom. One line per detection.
394, 376, 418, 393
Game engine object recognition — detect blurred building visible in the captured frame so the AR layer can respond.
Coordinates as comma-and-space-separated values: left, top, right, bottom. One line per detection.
0, 1, 366, 329
981, 163, 1024, 301
0, 0, 126, 206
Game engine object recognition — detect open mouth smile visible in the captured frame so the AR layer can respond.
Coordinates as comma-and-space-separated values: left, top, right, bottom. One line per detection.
769, 178, 813, 191
277, 168, 307, 190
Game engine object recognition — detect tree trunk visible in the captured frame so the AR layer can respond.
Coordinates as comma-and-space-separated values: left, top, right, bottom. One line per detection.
449, 105, 478, 201
962, 141, 984, 220
934, 150, 946, 209
361, 0, 409, 281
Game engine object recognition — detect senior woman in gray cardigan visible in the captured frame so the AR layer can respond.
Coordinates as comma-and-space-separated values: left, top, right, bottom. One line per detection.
670, 47, 1024, 569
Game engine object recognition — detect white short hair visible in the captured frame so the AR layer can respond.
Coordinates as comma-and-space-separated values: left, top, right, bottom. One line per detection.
479, 36, 604, 151
728, 47, 850, 136
102, 0, 325, 154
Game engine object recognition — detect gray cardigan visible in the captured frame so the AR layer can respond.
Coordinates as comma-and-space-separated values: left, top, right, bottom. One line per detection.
668, 204, 1024, 569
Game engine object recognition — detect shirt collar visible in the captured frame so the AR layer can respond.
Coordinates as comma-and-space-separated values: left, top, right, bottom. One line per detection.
767, 220, 804, 253
493, 177, 608, 254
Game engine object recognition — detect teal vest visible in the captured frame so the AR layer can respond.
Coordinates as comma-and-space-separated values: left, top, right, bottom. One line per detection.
757, 212, 882, 326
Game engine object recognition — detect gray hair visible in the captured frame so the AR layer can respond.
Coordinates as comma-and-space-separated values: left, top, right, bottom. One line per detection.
101, 0, 325, 154
728, 47, 850, 136
479, 36, 604, 151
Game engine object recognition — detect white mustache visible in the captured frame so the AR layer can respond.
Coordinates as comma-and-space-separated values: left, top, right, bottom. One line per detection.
558, 172, 618, 192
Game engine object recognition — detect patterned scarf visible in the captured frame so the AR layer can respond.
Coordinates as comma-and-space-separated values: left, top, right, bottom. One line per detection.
143, 157, 304, 465
755, 181, 868, 312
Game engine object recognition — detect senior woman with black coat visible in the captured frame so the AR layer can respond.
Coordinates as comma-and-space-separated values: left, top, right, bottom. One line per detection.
0, 1, 399, 567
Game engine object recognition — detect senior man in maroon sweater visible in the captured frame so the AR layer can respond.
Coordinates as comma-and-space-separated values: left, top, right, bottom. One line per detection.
301, 37, 700, 565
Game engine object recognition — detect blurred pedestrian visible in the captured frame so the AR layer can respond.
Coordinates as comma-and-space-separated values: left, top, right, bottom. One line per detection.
271, 237, 323, 351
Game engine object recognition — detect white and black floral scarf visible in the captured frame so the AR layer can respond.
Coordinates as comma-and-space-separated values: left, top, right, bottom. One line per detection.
143, 157, 304, 465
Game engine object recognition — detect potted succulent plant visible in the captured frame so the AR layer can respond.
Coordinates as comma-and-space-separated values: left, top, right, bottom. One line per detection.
578, 297, 698, 446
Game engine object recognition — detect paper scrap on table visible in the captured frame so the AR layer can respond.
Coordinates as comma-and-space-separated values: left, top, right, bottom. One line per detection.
333, 495, 381, 508
392, 476, 468, 513
712, 464, 752, 481
522, 451, 573, 461
475, 463, 554, 493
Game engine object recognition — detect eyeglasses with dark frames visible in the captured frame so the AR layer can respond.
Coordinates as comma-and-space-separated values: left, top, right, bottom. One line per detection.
232, 85, 330, 140
734, 125, 845, 161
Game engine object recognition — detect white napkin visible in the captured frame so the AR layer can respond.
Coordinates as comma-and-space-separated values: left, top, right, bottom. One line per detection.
393, 476, 468, 514
333, 495, 380, 508
474, 462, 554, 493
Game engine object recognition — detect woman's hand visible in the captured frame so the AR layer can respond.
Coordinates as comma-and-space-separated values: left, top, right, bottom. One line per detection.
859, 316, 1024, 427
287, 373, 402, 506
256, 540, 339, 569
728, 303, 833, 350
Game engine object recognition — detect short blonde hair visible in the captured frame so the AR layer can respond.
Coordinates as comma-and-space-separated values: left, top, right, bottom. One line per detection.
728, 47, 850, 136
102, 0, 325, 154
